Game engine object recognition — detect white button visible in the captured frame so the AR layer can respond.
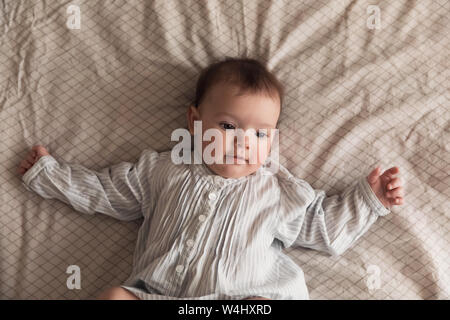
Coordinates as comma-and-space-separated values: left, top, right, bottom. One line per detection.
198, 214, 206, 222
175, 265, 184, 273
208, 192, 217, 200
186, 239, 194, 247
213, 176, 222, 184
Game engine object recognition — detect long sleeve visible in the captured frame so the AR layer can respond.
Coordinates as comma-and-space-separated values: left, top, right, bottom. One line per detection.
274, 174, 391, 256
21, 148, 159, 221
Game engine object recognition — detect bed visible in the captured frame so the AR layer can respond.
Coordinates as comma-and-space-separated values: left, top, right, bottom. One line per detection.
1, 0, 448, 299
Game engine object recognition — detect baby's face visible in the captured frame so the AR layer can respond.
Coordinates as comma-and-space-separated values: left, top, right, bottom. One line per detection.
188, 82, 280, 179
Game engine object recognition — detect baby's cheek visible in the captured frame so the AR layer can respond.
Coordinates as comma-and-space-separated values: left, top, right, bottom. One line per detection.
202, 139, 225, 163
251, 139, 271, 164
223, 132, 236, 151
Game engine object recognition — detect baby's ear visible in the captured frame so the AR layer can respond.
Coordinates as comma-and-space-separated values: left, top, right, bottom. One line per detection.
187, 105, 200, 135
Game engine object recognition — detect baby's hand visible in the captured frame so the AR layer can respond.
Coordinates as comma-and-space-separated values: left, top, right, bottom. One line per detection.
17, 145, 50, 176
367, 166, 404, 209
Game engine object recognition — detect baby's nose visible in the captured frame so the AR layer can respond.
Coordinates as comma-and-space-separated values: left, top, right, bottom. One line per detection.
234, 134, 249, 147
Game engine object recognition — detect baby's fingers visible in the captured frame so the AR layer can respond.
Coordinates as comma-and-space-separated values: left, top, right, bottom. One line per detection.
27, 151, 37, 164
17, 166, 26, 175
18, 159, 32, 176
32, 145, 49, 158
20, 159, 33, 170
382, 166, 400, 180
386, 177, 403, 190
386, 186, 404, 199
390, 197, 404, 205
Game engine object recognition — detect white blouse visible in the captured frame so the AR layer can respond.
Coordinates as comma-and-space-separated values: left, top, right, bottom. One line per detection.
21, 148, 390, 299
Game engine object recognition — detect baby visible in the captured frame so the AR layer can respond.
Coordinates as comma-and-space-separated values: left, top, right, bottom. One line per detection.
18, 58, 405, 300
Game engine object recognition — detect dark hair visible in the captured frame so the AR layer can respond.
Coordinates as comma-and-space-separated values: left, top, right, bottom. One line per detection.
193, 57, 284, 109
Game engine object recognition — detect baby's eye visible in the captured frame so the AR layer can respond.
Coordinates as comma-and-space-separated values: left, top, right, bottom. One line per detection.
256, 130, 267, 138
220, 122, 236, 130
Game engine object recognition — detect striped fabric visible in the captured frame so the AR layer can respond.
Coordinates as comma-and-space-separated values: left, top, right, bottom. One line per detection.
21, 148, 390, 299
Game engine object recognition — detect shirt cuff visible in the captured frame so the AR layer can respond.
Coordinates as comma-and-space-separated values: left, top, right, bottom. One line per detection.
357, 176, 391, 217
21, 155, 59, 192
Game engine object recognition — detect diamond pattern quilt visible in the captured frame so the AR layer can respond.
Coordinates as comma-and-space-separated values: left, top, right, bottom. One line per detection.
0, 0, 448, 299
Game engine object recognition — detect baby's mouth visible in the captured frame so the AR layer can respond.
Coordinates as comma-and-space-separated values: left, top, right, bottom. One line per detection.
224, 155, 248, 164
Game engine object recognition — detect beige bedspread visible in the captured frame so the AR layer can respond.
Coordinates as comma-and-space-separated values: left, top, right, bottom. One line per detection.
1, 0, 448, 299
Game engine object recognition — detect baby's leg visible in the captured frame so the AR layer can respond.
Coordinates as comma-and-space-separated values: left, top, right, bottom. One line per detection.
96, 286, 140, 300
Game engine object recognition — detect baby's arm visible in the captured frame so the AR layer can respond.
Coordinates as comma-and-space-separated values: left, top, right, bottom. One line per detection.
18, 145, 158, 221
275, 173, 391, 256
